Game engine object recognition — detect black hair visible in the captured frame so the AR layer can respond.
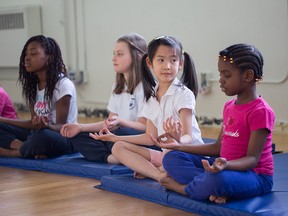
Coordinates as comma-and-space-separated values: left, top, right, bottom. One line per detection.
219, 44, 264, 81
18, 35, 67, 109
141, 36, 198, 101
114, 33, 147, 94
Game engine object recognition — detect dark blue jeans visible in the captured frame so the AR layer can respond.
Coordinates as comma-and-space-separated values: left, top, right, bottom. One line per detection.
0, 123, 74, 158
71, 127, 160, 163
163, 150, 273, 200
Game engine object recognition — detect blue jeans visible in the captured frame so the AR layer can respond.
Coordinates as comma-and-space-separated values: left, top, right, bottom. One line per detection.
71, 127, 160, 163
163, 151, 273, 200
0, 123, 74, 158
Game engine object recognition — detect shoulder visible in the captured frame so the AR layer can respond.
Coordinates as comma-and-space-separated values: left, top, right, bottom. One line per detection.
0, 87, 7, 95
57, 77, 75, 89
174, 85, 195, 101
133, 83, 144, 95
252, 97, 275, 117
224, 99, 236, 108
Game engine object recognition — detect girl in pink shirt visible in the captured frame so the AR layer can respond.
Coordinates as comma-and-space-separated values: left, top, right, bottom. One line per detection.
151, 44, 275, 204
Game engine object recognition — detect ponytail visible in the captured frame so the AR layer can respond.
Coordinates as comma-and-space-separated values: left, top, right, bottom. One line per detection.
141, 53, 156, 101
180, 52, 198, 98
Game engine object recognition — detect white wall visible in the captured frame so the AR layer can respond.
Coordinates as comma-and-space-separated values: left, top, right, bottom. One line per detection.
0, 0, 287, 124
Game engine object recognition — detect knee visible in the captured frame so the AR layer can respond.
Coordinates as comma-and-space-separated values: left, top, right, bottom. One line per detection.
70, 132, 89, 149
162, 150, 181, 167
29, 129, 51, 144
70, 137, 81, 150
111, 141, 126, 154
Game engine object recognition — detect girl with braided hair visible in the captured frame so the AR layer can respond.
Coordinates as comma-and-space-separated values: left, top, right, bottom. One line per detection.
0, 35, 77, 159
151, 44, 275, 204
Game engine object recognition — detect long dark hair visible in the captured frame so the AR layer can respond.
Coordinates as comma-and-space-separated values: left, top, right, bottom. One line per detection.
18, 35, 67, 109
141, 36, 198, 101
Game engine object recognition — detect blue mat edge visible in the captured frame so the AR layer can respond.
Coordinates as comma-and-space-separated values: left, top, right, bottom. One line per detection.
0, 153, 133, 179
96, 153, 288, 216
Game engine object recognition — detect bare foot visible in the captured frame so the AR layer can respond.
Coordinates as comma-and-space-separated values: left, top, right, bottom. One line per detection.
0, 147, 20, 157
133, 171, 146, 179
159, 176, 187, 195
158, 165, 166, 173
35, 155, 48, 159
157, 171, 169, 182
209, 195, 228, 204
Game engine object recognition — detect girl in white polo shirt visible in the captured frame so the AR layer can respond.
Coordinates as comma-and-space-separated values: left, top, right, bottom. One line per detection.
91, 36, 203, 181
61, 33, 148, 164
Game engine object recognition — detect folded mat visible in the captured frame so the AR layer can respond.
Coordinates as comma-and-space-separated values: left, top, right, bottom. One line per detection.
97, 153, 288, 216
0, 138, 216, 179
0, 153, 132, 179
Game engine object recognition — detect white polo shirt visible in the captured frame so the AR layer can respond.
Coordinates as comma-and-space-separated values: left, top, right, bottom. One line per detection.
142, 78, 203, 144
107, 82, 145, 121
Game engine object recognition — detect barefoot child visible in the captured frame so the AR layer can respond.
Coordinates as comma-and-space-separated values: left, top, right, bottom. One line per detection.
91, 36, 203, 180
0, 35, 77, 158
152, 44, 275, 203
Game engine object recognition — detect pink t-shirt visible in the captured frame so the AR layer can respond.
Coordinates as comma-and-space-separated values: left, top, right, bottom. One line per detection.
0, 87, 17, 119
220, 97, 275, 176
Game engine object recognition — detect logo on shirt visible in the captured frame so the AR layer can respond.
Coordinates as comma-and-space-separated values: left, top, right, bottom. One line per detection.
227, 117, 234, 126
223, 129, 240, 137
129, 97, 136, 110
223, 117, 239, 137
35, 101, 50, 116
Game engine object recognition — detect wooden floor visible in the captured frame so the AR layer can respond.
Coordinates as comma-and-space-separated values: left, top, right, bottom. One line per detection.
0, 167, 195, 216
0, 114, 287, 216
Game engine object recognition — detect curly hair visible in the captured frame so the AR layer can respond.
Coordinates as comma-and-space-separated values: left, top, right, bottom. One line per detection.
18, 35, 67, 109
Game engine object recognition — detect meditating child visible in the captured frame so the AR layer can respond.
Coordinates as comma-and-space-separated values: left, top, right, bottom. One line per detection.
91, 36, 203, 180
61, 33, 148, 164
151, 43, 275, 204
0, 35, 77, 159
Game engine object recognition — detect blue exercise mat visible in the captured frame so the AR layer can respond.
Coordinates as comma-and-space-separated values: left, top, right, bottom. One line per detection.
0, 137, 216, 179
0, 153, 132, 179
97, 153, 288, 216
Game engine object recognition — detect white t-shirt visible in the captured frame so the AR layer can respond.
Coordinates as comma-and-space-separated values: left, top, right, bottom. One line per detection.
107, 82, 145, 121
142, 78, 203, 144
34, 77, 77, 124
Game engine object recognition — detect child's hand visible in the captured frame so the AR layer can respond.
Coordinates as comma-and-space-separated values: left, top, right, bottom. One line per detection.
202, 157, 227, 173
104, 115, 120, 131
162, 116, 182, 142
150, 133, 180, 150
89, 127, 116, 142
60, 123, 81, 138
32, 115, 49, 129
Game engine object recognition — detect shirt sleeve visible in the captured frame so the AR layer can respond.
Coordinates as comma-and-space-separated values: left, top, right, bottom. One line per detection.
107, 83, 117, 113
134, 83, 145, 118
174, 88, 195, 114
54, 78, 75, 101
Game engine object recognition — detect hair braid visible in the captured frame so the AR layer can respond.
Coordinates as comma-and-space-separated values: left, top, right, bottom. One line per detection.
219, 44, 264, 81
18, 35, 67, 109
